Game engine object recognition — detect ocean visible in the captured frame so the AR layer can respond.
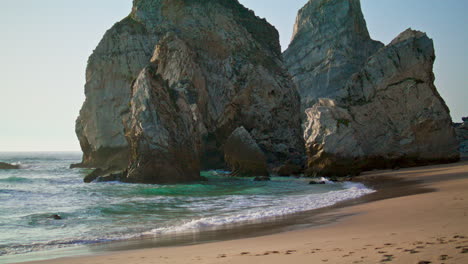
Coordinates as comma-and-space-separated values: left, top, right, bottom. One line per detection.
0, 152, 374, 263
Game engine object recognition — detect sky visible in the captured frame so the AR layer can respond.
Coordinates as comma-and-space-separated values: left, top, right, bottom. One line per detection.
0, 0, 466, 152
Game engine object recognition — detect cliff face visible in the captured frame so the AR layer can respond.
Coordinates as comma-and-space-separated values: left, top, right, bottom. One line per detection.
75, 0, 304, 182
304, 30, 459, 175
455, 118, 468, 159
283, 0, 383, 110
75, 16, 159, 170
285, 0, 459, 176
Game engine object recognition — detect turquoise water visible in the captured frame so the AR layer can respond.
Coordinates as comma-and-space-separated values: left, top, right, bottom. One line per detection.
0, 152, 374, 263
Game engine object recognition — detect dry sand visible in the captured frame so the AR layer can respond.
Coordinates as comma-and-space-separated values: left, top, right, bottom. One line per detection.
21, 161, 468, 264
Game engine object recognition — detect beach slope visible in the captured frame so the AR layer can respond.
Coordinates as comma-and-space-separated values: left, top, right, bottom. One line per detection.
21, 161, 468, 264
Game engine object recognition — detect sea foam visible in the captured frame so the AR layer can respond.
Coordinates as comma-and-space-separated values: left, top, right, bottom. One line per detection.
143, 182, 374, 236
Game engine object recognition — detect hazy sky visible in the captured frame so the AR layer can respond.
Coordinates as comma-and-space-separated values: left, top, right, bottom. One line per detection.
0, 0, 466, 151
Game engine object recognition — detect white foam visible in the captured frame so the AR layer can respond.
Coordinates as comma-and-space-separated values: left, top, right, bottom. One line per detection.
143, 182, 374, 236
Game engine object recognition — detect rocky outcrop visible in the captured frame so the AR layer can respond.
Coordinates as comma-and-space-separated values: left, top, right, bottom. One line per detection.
455, 117, 468, 158
303, 29, 460, 176
223, 127, 269, 177
283, 0, 383, 110
124, 34, 203, 183
75, 0, 304, 183
74, 15, 159, 170
83, 168, 126, 183
0, 162, 20, 170
285, 0, 459, 176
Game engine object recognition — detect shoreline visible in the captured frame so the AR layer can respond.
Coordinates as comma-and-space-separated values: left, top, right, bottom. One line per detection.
13, 161, 468, 264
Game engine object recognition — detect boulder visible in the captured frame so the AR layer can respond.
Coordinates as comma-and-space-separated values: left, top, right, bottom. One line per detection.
309, 181, 326, 185
275, 162, 303, 176
83, 168, 105, 183
254, 176, 271, 182
223, 127, 269, 177
50, 214, 62, 220
83, 168, 126, 183
0, 162, 20, 170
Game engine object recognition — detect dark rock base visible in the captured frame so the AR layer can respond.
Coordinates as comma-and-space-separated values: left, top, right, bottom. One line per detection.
0, 162, 20, 170
306, 153, 461, 177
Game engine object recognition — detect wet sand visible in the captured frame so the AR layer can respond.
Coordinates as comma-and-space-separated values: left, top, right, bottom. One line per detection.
19, 161, 468, 264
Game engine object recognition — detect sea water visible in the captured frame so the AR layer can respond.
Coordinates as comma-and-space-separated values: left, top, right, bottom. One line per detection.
0, 152, 374, 263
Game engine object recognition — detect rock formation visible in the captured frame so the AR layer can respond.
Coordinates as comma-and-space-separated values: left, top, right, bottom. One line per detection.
75, 0, 304, 183
0, 162, 20, 170
285, 0, 459, 176
223, 127, 269, 177
455, 117, 468, 159
283, 0, 383, 110
74, 15, 159, 170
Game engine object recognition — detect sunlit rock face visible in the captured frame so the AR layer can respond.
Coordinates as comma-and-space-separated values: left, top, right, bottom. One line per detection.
75, 0, 304, 183
75, 15, 159, 170
285, 0, 459, 176
283, 0, 383, 111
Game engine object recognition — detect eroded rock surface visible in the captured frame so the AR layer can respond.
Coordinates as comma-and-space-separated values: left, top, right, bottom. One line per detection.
75, 0, 304, 183
303, 30, 459, 176
223, 127, 269, 177
75, 15, 159, 170
283, 0, 383, 110
285, 0, 459, 176
455, 118, 468, 158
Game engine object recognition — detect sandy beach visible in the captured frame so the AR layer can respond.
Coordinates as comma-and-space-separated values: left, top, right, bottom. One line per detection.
20, 161, 468, 264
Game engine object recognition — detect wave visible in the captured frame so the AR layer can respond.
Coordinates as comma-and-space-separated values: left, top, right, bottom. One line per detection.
0, 176, 33, 183
143, 182, 374, 236
0, 180, 375, 259
0, 237, 117, 256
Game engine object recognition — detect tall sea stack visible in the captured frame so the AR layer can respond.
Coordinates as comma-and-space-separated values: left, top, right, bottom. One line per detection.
283, 0, 383, 111
75, 0, 304, 183
284, 0, 459, 176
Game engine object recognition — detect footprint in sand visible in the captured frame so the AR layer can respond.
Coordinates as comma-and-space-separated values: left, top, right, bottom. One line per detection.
217, 254, 227, 258
404, 249, 420, 254
262, 251, 280, 256
381, 255, 394, 262
240, 252, 250, 255
418, 261, 431, 264
439, 255, 449, 260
